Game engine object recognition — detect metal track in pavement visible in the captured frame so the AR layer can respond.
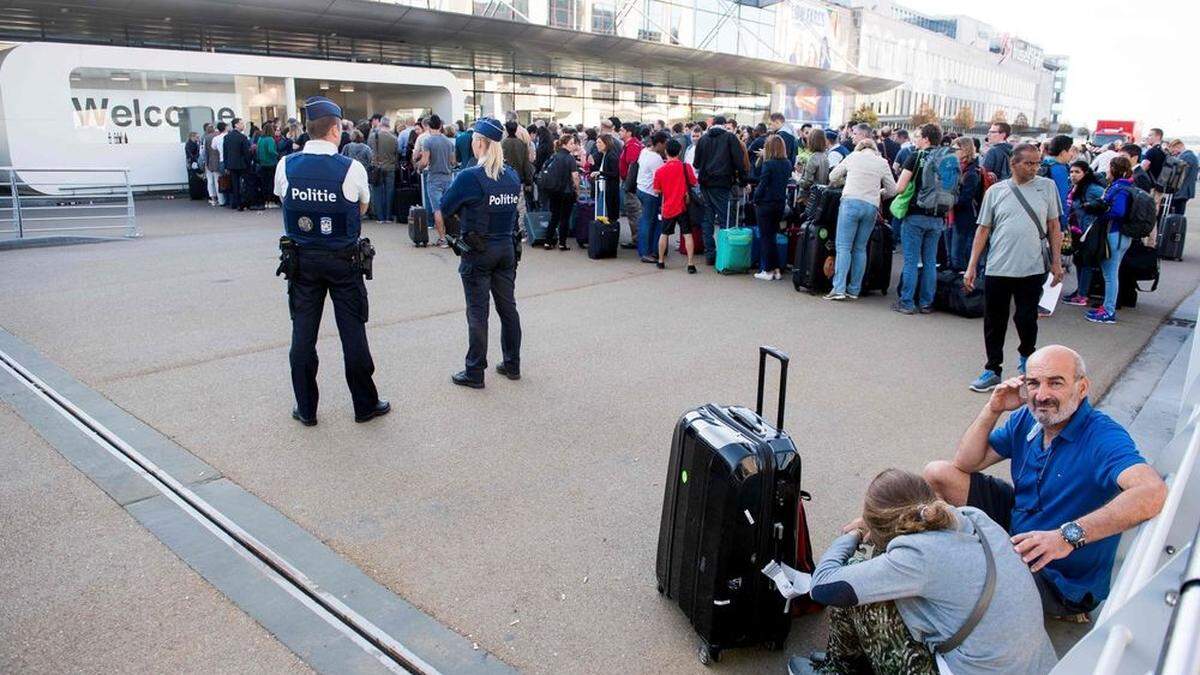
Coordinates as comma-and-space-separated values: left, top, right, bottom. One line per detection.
0, 347, 440, 675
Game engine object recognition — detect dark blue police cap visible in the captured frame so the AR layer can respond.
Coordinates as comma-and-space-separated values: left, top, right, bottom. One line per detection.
473, 117, 504, 142
824, 129, 839, 142
304, 96, 342, 121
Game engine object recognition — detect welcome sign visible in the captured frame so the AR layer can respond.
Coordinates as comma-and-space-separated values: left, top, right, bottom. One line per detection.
70, 88, 243, 144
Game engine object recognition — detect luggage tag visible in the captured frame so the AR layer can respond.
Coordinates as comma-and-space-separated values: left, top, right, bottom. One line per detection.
761, 560, 812, 613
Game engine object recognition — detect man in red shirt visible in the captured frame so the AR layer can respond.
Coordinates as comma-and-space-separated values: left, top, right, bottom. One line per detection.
652, 139, 699, 273
619, 123, 644, 247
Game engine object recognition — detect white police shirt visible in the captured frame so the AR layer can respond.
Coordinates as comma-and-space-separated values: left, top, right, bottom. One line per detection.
274, 139, 371, 206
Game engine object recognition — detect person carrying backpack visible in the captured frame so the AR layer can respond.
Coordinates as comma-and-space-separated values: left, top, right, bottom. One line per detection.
950, 137, 982, 272
1086, 155, 1149, 325
982, 122, 1013, 181
540, 134, 581, 250
891, 123, 956, 314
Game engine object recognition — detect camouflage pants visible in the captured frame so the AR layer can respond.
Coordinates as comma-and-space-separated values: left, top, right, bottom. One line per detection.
820, 552, 937, 675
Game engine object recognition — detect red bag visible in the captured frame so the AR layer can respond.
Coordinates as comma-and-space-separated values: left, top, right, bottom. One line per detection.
791, 493, 823, 616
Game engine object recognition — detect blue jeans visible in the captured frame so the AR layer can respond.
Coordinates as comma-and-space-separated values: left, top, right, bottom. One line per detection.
637, 190, 662, 258
832, 198, 877, 295
371, 169, 395, 221
424, 172, 452, 212
950, 214, 976, 272
1100, 230, 1132, 314
899, 214, 943, 309
700, 186, 732, 261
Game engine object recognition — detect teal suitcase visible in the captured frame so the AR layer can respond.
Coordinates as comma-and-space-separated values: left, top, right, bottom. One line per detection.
715, 226, 753, 274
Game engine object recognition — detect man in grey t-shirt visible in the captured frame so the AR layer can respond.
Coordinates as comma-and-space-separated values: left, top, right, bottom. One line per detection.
964, 143, 1063, 392
414, 114, 458, 246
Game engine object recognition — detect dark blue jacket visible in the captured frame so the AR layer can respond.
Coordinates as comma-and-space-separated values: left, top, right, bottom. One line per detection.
439, 165, 522, 242
753, 158, 791, 204
953, 159, 981, 227
223, 129, 253, 171
1103, 178, 1134, 234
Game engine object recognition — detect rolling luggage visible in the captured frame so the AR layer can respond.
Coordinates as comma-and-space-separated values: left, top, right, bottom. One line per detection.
394, 186, 420, 223
715, 200, 752, 274
575, 190, 596, 249
525, 210, 551, 247
588, 177, 619, 259
188, 170, 207, 200
792, 221, 835, 293
861, 220, 894, 295
656, 346, 813, 665
803, 185, 841, 228
1158, 213, 1186, 261
678, 188, 707, 256
750, 227, 790, 271
408, 171, 429, 247
933, 270, 985, 318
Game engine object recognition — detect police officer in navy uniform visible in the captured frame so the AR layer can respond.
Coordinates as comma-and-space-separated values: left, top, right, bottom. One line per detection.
438, 117, 523, 388
274, 96, 390, 425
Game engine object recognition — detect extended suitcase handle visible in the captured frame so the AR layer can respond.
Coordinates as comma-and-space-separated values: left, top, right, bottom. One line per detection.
756, 346, 789, 432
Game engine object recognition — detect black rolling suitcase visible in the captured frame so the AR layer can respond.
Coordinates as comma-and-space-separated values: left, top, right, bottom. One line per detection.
656, 347, 813, 665
588, 177, 619, 259
861, 219, 894, 295
408, 171, 429, 247
792, 221, 834, 293
1158, 213, 1186, 261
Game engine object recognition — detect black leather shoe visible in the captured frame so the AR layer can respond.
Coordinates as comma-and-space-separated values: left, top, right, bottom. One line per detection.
495, 363, 521, 380
291, 408, 317, 427
354, 400, 390, 423
451, 371, 485, 389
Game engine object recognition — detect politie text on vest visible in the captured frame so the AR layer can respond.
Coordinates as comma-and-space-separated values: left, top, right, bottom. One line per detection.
291, 186, 340, 203
488, 193, 520, 206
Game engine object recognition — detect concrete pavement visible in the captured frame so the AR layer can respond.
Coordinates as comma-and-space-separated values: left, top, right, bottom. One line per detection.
1, 197, 1197, 673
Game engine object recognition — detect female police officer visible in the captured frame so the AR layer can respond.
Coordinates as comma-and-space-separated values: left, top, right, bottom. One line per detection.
437, 117, 523, 388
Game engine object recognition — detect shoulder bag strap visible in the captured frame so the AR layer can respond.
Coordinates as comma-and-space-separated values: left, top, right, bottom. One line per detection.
937, 526, 997, 654
1008, 181, 1048, 242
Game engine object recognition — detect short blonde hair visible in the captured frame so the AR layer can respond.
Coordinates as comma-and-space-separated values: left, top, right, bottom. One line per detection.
854, 138, 877, 152
955, 136, 976, 162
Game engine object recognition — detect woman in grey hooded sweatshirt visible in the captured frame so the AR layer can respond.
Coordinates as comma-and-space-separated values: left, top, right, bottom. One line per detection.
789, 469, 1058, 675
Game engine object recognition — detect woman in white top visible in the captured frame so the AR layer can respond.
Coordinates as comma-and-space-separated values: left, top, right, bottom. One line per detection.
824, 139, 898, 300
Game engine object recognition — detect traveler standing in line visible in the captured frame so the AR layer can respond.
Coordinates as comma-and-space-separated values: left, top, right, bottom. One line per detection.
1121, 144, 1155, 193
501, 121, 533, 231
824, 138, 897, 299
892, 123, 946, 315
828, 123, 870, 170
367, 116, 398, 223
1084, 155, 1138, 325
787, 469, 1057, 675
1167, 139, 1198, 214
618, 123, 645, 248
1140, 128, 1166, 182
223, 118, 253, 212
797, 129, 829, 202
768, 112, 798, 166
892, 128, 913, 176
982, 122, 1013, 181
257, 121, 281, 207
636, 131, 669, 263
438, 117, 523, 390
964, 144, 1063, 392
653, 139, 699, 273
752, 135, 793, 281
693, 115, 749, 265
1041, 135, 1074, 226
273, 96, 388, 426
683, 122, 703, 168
1061, 161, 1108, 308
671, 122, 690, 154
185, 131, 201, 173
208, 122, 228, 206
340, 129, 374, 169
950, 136, 983, 272
533, 124, 554, 173
589, 133, 620, 227
543, 134, 581, 251
413, 114, 458, 247
455, 121, 476, 169
1090, 143, 1120, 180
878, 126, 900, 169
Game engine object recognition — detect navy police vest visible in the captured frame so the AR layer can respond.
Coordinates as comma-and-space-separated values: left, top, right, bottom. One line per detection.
281, 153, 360, 250
455, 165, 522, 241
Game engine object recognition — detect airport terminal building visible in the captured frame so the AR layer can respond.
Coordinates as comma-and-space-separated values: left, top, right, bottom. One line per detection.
0, 0, 1062, 188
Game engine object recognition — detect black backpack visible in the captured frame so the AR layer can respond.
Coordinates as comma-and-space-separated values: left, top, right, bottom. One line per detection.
535, 155, 562, 195
1118, 185, 1156, 239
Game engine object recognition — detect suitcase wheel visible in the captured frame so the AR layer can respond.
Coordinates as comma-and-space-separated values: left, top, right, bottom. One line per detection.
763, 639, 783, 652
698, 644, 720, 665
655, 583, 664, 595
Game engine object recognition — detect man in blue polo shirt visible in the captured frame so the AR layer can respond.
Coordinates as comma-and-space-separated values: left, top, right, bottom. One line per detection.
924, 345, 1166, 617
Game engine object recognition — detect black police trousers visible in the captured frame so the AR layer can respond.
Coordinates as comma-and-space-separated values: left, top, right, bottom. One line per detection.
459, 240, 521, 380
288, 250, 379, 418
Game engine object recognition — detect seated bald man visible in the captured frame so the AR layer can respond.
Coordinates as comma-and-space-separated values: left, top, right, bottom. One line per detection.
924, 345, 1166, 618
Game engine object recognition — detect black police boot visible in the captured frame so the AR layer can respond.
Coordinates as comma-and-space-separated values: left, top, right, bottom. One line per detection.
495, 363, 521, 381
291, 408, 317, 427
451, 371, 485, 389
354, 400, 391, 423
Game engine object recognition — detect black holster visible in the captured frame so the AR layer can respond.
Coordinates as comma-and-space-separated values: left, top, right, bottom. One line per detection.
354, 238, 376, 280
276, 236, 298, 280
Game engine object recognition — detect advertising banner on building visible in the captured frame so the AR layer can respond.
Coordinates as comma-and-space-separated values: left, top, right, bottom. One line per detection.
781, 0, 850, 127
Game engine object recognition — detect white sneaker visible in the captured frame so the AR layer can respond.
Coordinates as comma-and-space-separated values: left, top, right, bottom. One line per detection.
772, 270, 782, 280
754, 271, 773, 280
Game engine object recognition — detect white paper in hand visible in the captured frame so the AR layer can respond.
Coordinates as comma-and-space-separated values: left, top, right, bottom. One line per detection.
1038, 272, 1062, 315
761, 560, 813, 612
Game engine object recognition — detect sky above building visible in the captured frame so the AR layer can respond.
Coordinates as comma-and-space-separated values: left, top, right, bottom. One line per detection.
902, 0, 1199, 138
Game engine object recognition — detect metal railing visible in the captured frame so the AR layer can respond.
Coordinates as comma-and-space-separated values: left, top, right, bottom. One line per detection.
0, 167, 140, 240
1053, 303, 1200, 674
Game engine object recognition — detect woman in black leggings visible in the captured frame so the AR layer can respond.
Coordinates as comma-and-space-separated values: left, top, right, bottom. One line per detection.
589, 133, 621, 223
545, 133, 581, 251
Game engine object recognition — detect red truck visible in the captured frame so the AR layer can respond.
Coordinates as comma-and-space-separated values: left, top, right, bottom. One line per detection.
1093, 119, 1140, 146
